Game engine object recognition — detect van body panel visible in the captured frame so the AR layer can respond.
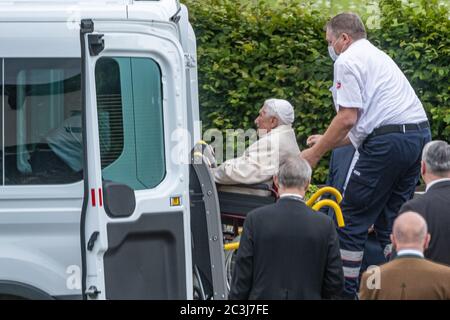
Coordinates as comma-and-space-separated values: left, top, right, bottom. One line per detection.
0, 0, 201, 299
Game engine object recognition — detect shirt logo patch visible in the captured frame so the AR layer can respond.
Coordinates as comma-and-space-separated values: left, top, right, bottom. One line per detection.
336, 81, 342, 89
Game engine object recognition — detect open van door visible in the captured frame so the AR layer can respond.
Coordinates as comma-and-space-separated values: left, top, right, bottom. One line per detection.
79, 19, 192, 299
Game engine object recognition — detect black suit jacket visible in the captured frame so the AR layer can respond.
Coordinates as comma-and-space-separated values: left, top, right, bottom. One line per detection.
229, 197, 344, 300
399, 180, 450, 266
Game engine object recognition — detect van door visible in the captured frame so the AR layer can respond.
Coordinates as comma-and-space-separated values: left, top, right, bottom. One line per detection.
80, 19, 192, 299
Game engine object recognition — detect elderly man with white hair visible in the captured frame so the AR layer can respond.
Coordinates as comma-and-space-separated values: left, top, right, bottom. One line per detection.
212, 98, 301, 185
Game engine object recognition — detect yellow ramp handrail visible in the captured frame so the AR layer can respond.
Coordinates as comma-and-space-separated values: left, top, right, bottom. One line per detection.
312, 199, 345, 228
306, 186, 343, 207
224, 242, 240, 251
224, 186, 345, 251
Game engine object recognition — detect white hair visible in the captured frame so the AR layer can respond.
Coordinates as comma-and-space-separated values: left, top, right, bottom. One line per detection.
263, 98, 295, 125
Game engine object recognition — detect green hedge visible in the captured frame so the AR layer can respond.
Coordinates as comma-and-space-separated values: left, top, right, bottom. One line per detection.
183, 0, 450, 183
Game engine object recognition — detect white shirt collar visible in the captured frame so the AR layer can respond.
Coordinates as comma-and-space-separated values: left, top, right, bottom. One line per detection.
397, 249, 424, 258
425, 178, 450, 192
340, 38, 367, 58
279, 193, 304, 201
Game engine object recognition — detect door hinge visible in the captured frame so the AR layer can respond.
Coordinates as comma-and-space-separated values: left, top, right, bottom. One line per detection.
170, 6, 182, 23
88, 34, 105, 56
85, 286, 101, 299
185, 54, 196, 68
80, 19, 94, 34
87, 231, 99, 251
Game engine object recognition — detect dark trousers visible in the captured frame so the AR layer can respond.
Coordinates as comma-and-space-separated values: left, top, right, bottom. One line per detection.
323, 146, 385, 273
338, 128, 431, 297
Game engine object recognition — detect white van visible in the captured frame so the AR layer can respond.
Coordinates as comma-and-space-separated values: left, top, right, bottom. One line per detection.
0, 0, 227, 300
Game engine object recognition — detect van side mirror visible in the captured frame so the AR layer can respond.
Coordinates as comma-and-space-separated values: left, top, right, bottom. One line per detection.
103, 181, 136, 218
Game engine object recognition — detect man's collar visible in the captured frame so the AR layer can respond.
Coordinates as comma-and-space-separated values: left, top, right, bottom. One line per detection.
425, 178, 450, 192
396, 249, 424, 259
341, 38, 367, 56
279, 193, 304, 202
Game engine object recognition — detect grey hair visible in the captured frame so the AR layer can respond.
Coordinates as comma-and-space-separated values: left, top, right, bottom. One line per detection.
278, 157, 312, 189
422, 140, 450, 176
326, 12, 367, 40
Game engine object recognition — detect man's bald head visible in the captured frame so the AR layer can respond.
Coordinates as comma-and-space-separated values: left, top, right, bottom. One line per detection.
391, 212, 430, 252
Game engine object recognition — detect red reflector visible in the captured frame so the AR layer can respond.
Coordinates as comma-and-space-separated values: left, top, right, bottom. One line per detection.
99, 188, 103, 207
91, 189, 96, 207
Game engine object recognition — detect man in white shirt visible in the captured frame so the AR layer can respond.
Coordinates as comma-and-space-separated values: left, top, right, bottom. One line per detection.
301, 12, 431, 298
213, 99, 301, 185
399, 140, 450, 265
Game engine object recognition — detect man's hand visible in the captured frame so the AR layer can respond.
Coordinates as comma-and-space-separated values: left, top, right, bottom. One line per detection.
302, 107, 357, 168
306, 134, 323, 147
301, 148, 322, 168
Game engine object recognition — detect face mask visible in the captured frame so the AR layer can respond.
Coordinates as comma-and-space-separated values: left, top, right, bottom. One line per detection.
328, 45, 339, 61
328, 35, 342, 61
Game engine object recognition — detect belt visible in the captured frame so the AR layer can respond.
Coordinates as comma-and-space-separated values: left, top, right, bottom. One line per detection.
367, 121, 429, 139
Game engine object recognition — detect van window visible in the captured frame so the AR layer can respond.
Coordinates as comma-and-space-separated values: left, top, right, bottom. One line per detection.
95, 57, 165, 190
2, 58, 82, 185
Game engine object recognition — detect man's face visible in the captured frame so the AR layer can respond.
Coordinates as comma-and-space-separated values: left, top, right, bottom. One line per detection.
326, 28, 350, 55
255, 106, 277, 135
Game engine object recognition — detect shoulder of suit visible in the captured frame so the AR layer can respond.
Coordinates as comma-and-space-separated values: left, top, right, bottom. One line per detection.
246, 202, 280, 218
383, 257, 450, 273
422, 259, 450, 274
299, 205, 336, 229
401, 185, 450, 211
248, 200, 333, 224
305, 205, 333, 221
400, 196, 427, 213
427, 181, 450, 193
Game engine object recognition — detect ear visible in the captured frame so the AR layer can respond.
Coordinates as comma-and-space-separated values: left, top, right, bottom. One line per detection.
342, 32, 351, 42
273, 175, 279, 189
424, 233, 431, 250
304, 179, 310, 192
421, 160, 426, 177
271, 117, 279, 129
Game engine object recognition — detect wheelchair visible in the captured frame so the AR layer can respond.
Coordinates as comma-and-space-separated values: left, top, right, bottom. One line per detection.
189, 142, 345, 298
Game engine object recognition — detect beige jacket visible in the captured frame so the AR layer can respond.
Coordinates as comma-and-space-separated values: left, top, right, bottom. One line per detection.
212, 124, 300, 185
359, 257, 450, 300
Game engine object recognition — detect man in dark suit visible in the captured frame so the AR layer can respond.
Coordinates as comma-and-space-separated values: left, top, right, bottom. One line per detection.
229, 157, 344, 300
359, 211, 450, 300
399, 140, 450, 265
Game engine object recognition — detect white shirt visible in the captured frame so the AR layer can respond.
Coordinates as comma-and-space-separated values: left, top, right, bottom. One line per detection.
333, 39, 428, 148
397, 249, 424, 258
425, 178, 450, 192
